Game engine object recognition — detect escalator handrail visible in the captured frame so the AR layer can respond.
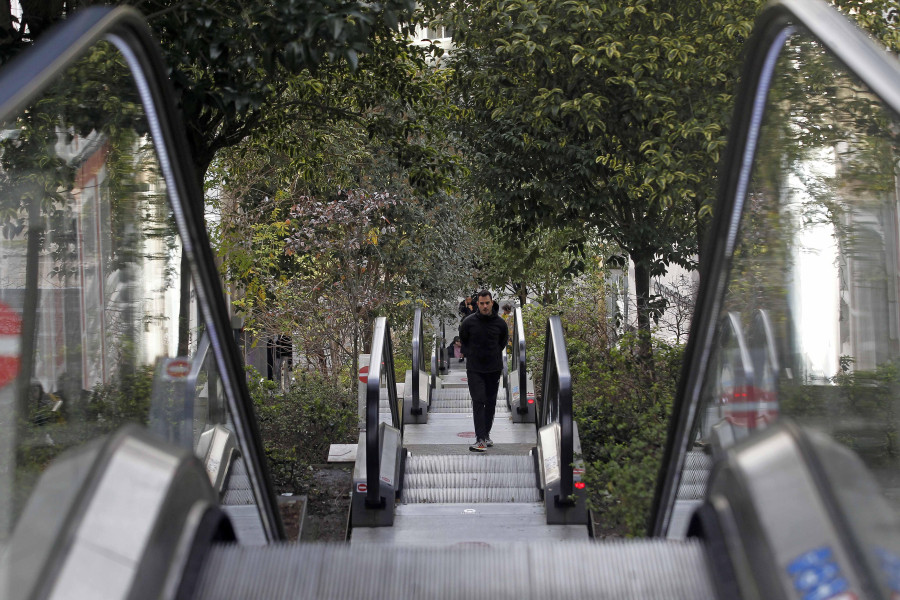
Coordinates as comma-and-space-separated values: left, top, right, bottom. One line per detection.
184, 332, 212, 444
540, 315, 575, 500
437, 318, 447, 373
365, 316, 400, 506
411, 307, 425, 414
649, 0, 900, 537
432, 334, 440, 388
0, 6, 285, 541
513, 307, 528, 413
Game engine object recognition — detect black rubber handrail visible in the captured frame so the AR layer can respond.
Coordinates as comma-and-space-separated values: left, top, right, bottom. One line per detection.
186, 332, 226, 432
0, 6, 285, 541
431, 336, 439, 388
411, 308, 426, 415
540, 316, 575, 502
438, 318, 447, 373
183, 332, 211, 445
365, 317, 400, 507
512, 307, 528, 414
650, 0, 900, 537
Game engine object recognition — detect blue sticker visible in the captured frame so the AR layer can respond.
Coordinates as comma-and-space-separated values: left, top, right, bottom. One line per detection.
787, 546, 851, 600
875, 547, 900, 592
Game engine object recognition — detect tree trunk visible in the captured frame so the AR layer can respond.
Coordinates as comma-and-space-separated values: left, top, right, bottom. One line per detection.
632, 260, 652, 361
177, 251, 191, 356
176, 162, 213, 358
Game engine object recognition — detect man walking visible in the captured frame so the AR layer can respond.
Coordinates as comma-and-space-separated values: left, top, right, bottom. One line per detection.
459, 290, 509, 452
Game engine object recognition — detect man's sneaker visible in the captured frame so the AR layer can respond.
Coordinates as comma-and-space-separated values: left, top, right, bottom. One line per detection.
469, 439, 486, 452
484, 437, 494, 447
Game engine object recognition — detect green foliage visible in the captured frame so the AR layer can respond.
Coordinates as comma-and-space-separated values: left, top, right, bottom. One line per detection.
473, 224, 598, 306
248, 367, 357, 492
85, 364, 156, 430
577, 337, 682, 536
781, 360, 899, 465
446, 0, 761, 343
209, 55, 474, 377
521, 266, 683, 536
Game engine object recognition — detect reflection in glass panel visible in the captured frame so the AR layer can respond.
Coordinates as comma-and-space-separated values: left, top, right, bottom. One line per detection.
0, 41, 224, 539
693, 31, 900, 514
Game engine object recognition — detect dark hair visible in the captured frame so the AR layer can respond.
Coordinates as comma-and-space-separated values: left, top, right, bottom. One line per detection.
476, 289, 492, 300
502, 304, 512, 311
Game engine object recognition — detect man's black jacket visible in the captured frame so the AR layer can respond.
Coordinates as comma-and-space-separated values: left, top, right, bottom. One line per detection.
459, 312, 509, 373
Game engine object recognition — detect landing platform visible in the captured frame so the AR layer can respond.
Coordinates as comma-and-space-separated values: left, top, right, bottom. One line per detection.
350, 503, 589, 546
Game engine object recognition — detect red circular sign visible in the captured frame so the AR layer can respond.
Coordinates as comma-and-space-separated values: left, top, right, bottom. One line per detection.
359, 365, 369, 384
0, 302, 22, 388
166, 359, 191, 379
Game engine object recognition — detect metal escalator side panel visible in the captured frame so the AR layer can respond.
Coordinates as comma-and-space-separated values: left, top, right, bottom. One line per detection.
537, 422, 588, 526
5, 425, 233, 600
691, 420, 900, 600
350, 423, 401, 527
651, 0, 900, 538
196, 424, 239, 492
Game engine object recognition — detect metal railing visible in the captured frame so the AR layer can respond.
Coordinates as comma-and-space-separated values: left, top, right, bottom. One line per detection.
512, 307, 528, 415
540, 315, 576, 502
365, 317, 400, 507
411, 308, 426, 416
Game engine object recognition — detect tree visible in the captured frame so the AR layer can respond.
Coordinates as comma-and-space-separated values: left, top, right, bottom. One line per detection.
3, 0, 431, 180
209, 62, 475, 380
3, 0, 442, 353
473, 222, 599, 307
444, 0, 759, 357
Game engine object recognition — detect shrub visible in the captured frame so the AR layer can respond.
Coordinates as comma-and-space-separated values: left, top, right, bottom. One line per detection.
521, 270, 684, 537
248, 367, 357, 493
577, 337, 682, 537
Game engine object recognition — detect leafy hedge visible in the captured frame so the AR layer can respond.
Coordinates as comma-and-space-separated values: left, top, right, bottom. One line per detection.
522, 273, 683, 537
248, 367, 357, 492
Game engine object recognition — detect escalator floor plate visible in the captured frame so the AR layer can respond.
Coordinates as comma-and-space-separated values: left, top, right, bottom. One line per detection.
403, 414, 535, 446
351, 502, 582, 545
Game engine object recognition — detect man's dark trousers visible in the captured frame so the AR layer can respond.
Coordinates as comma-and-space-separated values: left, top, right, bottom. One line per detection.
467, 370, 501, 441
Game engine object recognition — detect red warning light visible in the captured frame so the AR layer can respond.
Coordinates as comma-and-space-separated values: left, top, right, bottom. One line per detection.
527, 398, 534, 404
574, 482, 586, 490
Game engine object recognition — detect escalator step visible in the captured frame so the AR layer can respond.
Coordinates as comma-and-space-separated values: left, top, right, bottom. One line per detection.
221, 457, 254, 506
221, 489, 255, 505
229, 458, 247, 476
675, 483, 707, 501
402, 486, 540, 503
194, 540, 715, 599
404, 472, 536, 489
406, 454, 533, 474
432, 389, 509, 402
430, 404, 510, 414
684, 451, 711, 470
679, 470, 708, 487
432, 389, 473, 402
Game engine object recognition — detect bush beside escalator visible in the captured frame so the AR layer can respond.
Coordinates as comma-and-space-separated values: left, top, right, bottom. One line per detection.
522, 291, 683, 538
247, 367, 357, 492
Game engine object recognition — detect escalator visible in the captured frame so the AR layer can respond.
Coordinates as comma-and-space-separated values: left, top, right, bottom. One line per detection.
2, 1, 900, 599
349, 307, 587, 543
